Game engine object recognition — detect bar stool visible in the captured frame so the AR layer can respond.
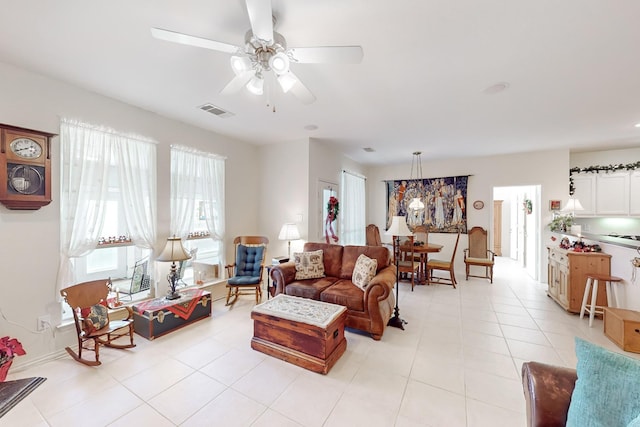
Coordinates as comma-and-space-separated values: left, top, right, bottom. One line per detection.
580, 273, 624, 327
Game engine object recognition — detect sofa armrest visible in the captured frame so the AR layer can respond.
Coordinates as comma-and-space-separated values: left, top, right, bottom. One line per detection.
269, 262, 296, 295
522, 361, 577, 427
365, 265, 396, 301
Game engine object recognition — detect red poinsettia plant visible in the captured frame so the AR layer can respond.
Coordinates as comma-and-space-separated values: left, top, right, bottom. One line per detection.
0, 336, 26, 365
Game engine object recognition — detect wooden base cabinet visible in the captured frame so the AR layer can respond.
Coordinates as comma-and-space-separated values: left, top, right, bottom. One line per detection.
547, 247, 611, 313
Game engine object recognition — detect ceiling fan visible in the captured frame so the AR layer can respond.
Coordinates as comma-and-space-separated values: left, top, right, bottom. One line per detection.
151, 0, 364, 104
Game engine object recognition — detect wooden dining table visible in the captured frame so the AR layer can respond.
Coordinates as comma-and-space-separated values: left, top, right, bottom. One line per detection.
398, 242, 443, 285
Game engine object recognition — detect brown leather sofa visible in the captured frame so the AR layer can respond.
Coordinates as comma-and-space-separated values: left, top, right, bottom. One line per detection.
269, 242, 396, 340
521, 361, 577, 427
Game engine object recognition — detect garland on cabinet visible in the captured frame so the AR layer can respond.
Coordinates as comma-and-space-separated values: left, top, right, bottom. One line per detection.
568, 161, 640, 195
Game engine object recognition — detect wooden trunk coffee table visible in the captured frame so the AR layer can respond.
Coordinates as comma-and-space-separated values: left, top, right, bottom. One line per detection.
251, 294, 347, 374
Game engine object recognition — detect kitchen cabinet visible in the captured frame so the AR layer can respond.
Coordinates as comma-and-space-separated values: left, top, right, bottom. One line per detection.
595, 172, 629, 215
547, 246, 611, 313
630, 171, 640, 215
571, 173, 595, 215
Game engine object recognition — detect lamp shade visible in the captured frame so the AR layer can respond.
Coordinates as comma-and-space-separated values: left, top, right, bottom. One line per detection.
385, 216, 413, 237
278, 223, 301, 241
156, 237, 191, 262
562, 198, 584, 212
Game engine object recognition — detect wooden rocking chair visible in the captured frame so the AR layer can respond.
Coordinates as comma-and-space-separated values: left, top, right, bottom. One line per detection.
60, 279, 136, 366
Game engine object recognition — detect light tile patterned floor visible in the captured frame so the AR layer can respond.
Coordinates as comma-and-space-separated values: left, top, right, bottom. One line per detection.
4, 258, 639, 426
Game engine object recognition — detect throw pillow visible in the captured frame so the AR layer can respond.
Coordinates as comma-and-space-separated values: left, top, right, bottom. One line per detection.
352, 254, 377, 291
80, 301, 109, 334
628, 414, 640, 427
566, 338, 640, 427
294, 250, 325, 280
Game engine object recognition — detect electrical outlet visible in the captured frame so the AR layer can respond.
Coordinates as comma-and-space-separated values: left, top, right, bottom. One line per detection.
37, 315, 50, 332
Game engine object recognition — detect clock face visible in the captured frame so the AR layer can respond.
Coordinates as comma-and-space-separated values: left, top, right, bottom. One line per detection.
8, 164, 44, 195
10, 137, 43, 159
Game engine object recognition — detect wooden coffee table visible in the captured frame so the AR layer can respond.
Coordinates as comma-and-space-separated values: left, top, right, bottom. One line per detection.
251, 294, 347, 374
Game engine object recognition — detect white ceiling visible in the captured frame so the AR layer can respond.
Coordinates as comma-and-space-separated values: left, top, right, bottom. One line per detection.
1, 0, 639, 165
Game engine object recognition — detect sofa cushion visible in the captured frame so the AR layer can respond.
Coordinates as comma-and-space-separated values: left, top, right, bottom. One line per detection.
303, 242, 344, 278
341, 245, 390, 279
294, 250, 325, 280
352, 254, 377, 291
566, 337, 640, 427
285, 276, 339, 300
320, 280, 365, 312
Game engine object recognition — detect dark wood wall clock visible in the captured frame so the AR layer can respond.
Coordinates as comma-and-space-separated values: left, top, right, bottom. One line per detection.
0, 123, 57, 210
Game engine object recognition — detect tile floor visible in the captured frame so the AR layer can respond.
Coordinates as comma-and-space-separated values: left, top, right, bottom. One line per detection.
4, 258, 638, 426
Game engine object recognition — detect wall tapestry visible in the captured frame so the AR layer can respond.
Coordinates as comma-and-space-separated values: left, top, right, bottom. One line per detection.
385, 175, 469, 233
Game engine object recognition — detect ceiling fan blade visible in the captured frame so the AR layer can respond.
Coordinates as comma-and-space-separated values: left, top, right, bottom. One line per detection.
286, 71, 316, 104
151, 27, 239, 54
245, 0, 274, 43
289, 46, 364, 64
220, 71, 254, 95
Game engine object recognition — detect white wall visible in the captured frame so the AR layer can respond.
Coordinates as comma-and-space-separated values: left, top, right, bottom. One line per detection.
367, 149, 570, 280
0, 61, 261, 366
259, 139, 310, 259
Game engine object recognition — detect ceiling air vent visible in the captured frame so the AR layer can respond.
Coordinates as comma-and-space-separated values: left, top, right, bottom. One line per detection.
363, 147, 375, 152
198, 103, 235, 118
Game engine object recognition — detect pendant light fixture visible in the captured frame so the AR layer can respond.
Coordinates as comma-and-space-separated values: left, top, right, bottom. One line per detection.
409, 151, 424, 211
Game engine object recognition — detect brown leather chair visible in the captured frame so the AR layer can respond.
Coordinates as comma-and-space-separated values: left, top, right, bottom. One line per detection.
60, 279, 136, 366
522, 361, 577, 427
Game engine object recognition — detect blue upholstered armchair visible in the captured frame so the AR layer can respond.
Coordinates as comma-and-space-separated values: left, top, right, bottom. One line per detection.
225, 236, 269, 306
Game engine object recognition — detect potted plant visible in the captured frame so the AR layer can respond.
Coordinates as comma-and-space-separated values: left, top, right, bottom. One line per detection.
0, 336, 26, 381
549, 214, 574, 232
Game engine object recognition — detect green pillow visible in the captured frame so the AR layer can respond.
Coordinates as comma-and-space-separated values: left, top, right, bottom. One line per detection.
566, 338, 640, 427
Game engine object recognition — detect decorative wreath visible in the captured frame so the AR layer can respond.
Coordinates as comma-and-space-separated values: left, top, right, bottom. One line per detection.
327, 196, 339, 222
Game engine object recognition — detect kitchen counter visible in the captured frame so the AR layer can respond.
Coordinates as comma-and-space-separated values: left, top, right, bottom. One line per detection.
557, 231, 640, 250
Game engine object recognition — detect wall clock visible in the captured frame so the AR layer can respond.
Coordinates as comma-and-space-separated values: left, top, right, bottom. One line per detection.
0, 123, 56, 210
473, 200, 484, 210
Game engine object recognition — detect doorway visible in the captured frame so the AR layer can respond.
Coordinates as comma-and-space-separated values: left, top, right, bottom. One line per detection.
493, 185, 541, 281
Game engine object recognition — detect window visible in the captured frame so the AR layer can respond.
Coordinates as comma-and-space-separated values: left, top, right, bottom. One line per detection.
170, 146, 225, 284
340, 170, 366, 245
59, 119, 157, 309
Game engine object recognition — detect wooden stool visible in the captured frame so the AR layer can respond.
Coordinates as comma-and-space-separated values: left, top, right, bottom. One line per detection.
580, 274, 623, 327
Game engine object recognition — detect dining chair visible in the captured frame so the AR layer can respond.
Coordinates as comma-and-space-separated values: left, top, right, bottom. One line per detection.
426, 231, 461, 288
393, 235, 420, 291
366, 224, 382, 246
464, 226, 495, 283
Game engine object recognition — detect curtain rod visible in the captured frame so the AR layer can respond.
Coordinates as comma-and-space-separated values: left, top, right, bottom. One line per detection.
382, 174, 472, 182
60, 117, 158, 145
342, 169, 366, 180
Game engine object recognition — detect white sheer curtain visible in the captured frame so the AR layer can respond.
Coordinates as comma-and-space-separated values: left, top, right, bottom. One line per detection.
341, 170, 366, 245
57, 118, 157, 296
170, 145, 226, 267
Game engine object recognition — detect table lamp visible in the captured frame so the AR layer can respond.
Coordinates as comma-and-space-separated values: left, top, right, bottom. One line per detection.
385, 215, 413, 330
157, 236, 191, 300
278, 223, 300, 260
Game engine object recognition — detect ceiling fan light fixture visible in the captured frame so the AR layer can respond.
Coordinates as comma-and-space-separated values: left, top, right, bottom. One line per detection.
230, 56, 251, 75
269, 52, 290, 75
246, 74, 264, 95
277, 72, 297, 93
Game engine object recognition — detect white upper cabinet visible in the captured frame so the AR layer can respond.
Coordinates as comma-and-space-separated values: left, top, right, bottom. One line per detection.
572, 170, 640, 216
595, 172, 630, 215
630, 171, 640, 215
572, 173, 595, 216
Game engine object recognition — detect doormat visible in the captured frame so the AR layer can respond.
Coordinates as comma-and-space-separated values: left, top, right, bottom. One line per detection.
0, 376, 46, 418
